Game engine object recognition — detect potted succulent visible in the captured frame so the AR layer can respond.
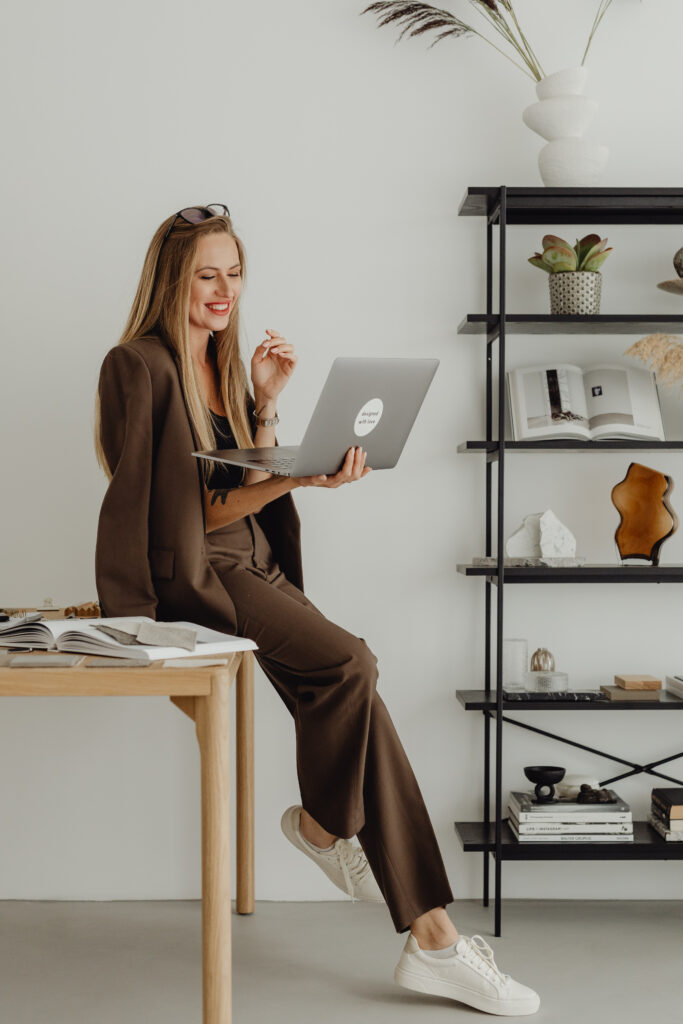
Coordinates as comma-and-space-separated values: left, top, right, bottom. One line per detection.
528, 233, 612, 315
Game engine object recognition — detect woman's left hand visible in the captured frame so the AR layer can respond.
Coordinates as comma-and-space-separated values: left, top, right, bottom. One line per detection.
251, 329, 297, 400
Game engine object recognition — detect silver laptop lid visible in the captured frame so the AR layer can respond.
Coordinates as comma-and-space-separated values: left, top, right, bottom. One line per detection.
291, 356, 439, 476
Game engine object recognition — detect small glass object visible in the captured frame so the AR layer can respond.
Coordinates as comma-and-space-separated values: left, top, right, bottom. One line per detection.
502, 638, 528, 691
524, 670, 570, 693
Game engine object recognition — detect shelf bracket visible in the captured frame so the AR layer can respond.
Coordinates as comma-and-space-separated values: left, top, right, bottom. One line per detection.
484, 710, 683, 787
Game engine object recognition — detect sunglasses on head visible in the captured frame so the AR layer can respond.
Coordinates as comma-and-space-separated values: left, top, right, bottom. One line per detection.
162, 203, 231, 244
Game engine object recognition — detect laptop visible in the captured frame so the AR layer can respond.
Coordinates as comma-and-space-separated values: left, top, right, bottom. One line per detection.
192, 356, 439, 478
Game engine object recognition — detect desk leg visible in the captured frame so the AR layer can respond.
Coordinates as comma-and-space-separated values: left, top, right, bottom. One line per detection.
195, 660, 237, 1024
235, 651, 254, 914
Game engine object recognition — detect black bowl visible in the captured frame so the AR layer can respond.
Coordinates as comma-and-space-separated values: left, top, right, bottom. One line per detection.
523, 765, 566, 802
524, 766, 566, 785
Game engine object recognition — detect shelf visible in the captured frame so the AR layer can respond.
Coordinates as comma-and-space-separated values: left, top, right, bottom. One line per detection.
453, 820, 683, 859
457, 314, 683, 336
456, 187, 683, 930
457, 564, 683, 583
458, 441, 683, 453
455, 689, 683, 711
458, 187, 683, 225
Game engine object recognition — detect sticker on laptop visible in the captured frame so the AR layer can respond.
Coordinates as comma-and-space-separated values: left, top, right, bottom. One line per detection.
354, 398, 384, 437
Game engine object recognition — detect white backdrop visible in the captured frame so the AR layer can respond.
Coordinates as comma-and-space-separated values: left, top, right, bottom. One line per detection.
2, 0, 683, 905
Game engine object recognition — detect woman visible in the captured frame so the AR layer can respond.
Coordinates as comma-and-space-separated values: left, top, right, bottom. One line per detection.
93, 204, 539, 1016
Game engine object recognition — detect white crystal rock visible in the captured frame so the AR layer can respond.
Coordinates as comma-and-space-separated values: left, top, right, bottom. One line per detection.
539, 509, 576, 557
505, 514, 541, 557
505, 510, 577, 558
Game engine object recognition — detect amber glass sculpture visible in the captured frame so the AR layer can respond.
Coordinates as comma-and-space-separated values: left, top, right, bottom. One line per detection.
611, 462, 678, 565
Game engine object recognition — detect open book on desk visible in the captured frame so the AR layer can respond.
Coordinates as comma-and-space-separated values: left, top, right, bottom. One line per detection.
508, 363, 664, 442
0, 616, 257, 662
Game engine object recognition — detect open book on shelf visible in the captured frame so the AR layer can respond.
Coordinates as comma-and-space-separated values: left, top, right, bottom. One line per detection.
0, 616, 256, 662
508, 363, 664, 442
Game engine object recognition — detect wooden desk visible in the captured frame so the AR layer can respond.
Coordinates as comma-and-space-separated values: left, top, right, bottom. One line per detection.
0, 646, 256, 1024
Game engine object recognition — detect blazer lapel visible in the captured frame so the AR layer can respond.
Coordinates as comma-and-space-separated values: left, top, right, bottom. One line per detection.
164, 338, 208, 535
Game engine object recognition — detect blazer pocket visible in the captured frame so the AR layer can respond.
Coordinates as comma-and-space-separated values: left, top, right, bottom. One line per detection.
149, 546, 175, 580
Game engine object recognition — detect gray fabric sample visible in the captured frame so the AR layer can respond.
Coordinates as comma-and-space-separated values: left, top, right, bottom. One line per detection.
93, 625, 142, 646
136, 622, 197, 650
8, 654, 83, 667
84, 657, 153, 667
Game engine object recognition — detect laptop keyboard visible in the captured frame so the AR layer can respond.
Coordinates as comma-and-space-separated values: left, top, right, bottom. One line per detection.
248, 455, 297, 473
206, 445, 301, 476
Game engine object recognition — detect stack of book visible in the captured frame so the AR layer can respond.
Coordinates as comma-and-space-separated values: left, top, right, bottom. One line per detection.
507, 790, 634, 842
665, 676, 683, 701
600, 674, 662, 702
648, 788, 683, 843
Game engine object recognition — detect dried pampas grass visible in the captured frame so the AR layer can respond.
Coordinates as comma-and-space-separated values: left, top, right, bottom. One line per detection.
361, 1, 616, 82
624, 334, 683, 389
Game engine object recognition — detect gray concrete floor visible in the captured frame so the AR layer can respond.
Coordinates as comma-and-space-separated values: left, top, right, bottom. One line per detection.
0, 899, 679, 1022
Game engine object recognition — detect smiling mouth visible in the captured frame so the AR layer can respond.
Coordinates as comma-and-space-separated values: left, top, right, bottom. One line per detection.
206, 302, 231, 313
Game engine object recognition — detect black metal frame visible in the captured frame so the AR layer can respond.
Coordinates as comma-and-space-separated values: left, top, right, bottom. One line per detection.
484, 184, 508, 936
465, 184, 683, 937
487, 711, 683, 788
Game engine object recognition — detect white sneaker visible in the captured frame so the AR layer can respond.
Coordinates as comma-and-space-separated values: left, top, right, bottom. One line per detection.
280, 804, 385, 903
394, 932, 540, 1016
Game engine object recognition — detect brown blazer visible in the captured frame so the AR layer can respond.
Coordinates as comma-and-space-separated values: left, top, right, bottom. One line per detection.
95, 334, 304, 631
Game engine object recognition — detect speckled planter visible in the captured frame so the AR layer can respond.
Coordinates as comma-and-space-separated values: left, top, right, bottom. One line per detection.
548, 271, 602, 315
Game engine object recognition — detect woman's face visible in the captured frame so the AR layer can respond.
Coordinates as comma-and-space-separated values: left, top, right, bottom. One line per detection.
189, 232, 242, 338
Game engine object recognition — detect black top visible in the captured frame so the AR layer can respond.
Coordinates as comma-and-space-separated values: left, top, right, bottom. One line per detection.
207, 410, 246, 491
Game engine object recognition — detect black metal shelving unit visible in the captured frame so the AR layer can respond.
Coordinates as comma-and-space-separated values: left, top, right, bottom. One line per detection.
454, 185, 683, 936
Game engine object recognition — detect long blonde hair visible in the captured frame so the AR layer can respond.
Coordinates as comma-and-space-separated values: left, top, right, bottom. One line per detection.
94, 211, 253, 483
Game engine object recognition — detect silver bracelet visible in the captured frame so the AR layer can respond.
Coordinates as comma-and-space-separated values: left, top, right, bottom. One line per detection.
253, 409, 279, 427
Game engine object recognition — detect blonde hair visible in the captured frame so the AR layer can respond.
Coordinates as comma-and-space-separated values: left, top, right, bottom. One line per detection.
94, 210, 253, 483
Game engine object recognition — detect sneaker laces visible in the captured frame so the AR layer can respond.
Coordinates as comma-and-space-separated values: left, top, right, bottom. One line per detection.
331, 838, 373, 903
460, 935, 510, 987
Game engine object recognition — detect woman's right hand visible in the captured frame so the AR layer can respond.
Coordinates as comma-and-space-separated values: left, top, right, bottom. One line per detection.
294, 445, 372, 488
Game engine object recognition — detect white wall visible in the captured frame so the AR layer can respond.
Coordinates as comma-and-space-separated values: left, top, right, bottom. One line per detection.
2, 0, 683, 906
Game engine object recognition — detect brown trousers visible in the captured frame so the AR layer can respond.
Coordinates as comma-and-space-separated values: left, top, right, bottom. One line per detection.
205, 513, 454, 933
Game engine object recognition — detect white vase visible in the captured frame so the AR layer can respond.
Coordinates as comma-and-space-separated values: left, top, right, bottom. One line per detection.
522, 66, 609, 187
